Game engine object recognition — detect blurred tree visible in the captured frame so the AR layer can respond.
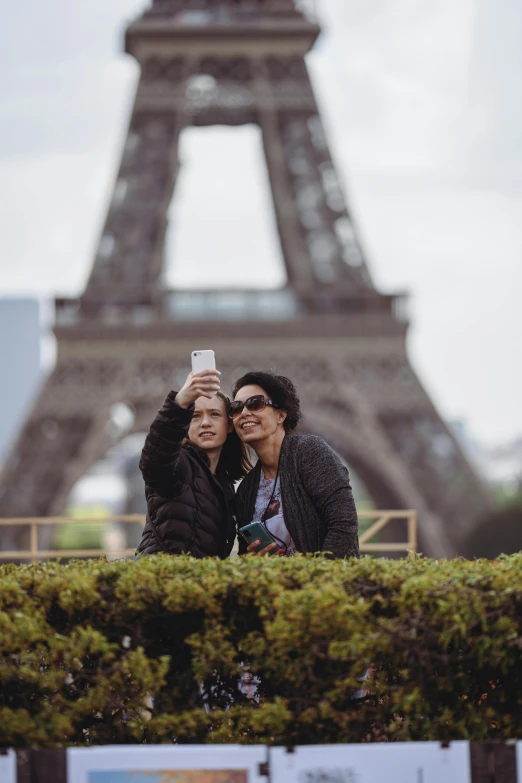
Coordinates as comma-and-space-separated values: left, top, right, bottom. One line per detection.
463, 497, 522, 558
53, 505, 107, 551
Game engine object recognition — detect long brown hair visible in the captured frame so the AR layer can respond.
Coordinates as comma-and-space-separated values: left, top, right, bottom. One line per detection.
185, 391, 252, 482
216, 391, 253, 481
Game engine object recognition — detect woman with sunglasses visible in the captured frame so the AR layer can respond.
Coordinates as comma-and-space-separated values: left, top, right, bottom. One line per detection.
136, 369, 251, 559
231, 371, 360, 559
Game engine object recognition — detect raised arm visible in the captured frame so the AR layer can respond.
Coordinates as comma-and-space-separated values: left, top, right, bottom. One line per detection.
139, 370, 221, 491
299, 436, 360, 559
139, 392, 193, 492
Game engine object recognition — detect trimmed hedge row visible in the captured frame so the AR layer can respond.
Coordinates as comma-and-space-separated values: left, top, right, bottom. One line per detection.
0, 553, 521, 747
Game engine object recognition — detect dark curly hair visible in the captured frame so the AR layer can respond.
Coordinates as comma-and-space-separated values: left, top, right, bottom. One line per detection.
232, 371, 303, 433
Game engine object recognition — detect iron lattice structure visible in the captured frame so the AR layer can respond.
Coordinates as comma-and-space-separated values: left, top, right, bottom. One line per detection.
0, 0, 492, 556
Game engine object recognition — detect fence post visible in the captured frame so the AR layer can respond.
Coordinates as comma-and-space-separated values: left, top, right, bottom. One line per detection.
469, 741, 517, 782
16, 750, 66, 783
408, 511, 418, 557
30, 523, 38, 564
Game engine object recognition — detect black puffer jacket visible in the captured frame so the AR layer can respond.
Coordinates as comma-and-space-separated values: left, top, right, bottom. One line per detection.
136, 392, 236, 559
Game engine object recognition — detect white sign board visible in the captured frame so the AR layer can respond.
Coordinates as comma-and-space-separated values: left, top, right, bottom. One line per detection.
517, 741, 522, 783
0, 751, 16, 783
68, 745, 266, 783
269, 742, 471, 783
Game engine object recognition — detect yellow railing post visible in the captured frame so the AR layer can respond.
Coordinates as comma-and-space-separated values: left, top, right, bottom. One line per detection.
30, 522, 38, 564
359, 510, 417, 557
408, 511, 418, 558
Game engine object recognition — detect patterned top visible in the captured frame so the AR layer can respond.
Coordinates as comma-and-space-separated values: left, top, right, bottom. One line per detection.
252, 474, 296, 556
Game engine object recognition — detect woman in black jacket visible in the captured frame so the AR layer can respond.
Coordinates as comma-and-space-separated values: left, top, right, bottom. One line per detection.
231, 371, 359, 559
136, 369, 250, 559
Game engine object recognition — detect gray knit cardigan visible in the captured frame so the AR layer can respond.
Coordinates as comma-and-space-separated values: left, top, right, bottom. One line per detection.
236, 434, 360, 559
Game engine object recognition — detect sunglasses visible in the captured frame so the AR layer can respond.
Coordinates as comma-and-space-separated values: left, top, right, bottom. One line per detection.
229, 395, 279, 419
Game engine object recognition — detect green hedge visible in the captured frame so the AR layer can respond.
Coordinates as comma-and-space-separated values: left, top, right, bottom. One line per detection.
0, 553, 521, 747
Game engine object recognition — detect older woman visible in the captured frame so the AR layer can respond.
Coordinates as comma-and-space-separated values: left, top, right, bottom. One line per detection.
230, 371, 359, 558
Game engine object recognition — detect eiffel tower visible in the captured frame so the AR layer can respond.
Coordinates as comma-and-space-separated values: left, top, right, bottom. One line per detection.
0, 0, 493, 557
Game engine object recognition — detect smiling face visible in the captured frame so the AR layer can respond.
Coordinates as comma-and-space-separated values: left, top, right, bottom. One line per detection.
232, 384, 287, 445
188, 395, 231, 453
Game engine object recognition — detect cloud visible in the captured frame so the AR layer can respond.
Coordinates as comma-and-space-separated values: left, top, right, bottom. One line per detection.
2, 0, 148, 67
457, 0, 522, 192
310, 0, 474, 173
349, 176, 522, 442
166, 126, 286, 289
0, 152, 106, 293
1, 61, 137, 158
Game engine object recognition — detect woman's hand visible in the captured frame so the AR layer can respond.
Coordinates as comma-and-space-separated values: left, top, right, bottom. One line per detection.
246, 539, 282, 556
176, 370, 221, 408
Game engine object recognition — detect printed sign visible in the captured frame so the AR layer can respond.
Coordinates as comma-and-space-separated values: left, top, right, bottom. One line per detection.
67, 746, 266, 783
269, 742, 472, 783
0, 751, 16, 783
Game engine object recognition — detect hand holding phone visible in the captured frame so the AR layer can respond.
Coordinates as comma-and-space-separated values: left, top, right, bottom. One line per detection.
176, 350, 220, 408
191, 350, 219, 396
239, 521, 280, 556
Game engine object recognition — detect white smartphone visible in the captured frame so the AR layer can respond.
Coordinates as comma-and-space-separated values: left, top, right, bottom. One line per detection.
191, 350, 217, 395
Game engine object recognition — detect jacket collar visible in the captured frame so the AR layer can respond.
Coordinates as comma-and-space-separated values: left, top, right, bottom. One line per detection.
185, 443, 234, 503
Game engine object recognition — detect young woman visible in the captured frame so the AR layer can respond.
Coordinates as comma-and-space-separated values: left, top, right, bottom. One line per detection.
231, 371, 359, 559
136, 369, 251, 559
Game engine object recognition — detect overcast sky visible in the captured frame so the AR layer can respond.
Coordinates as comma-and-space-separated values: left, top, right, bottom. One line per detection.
2, 0, 522, 446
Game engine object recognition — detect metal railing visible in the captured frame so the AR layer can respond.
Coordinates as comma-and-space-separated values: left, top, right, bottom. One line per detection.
359, 510, 417, 557
0, 511, 417, 563
54, 291, 403, 327
0, 515, 144, 563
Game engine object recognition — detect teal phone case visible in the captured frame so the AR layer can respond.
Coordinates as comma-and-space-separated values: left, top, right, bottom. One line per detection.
239, 521, 278, 553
